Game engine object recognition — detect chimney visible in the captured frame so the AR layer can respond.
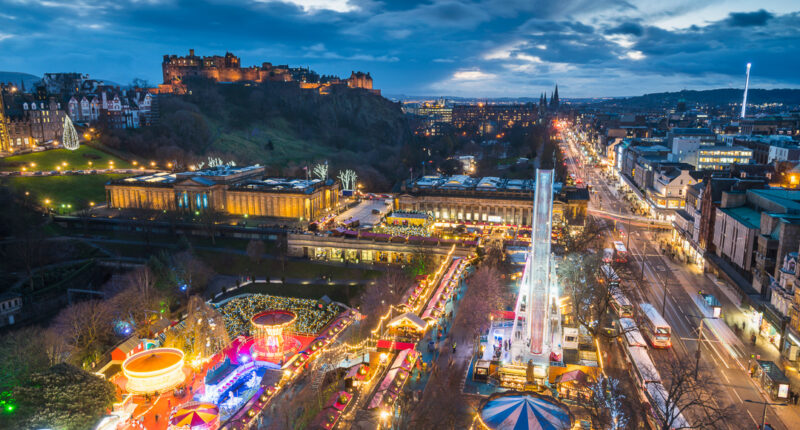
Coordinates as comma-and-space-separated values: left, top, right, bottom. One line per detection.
189, 49, 195, 56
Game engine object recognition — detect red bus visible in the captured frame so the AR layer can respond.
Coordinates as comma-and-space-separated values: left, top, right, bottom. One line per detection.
613, 241, 628, 263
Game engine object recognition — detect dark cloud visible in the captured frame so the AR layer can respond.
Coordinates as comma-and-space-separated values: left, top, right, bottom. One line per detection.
606, 22, 643, 36
0, 1, 797, 97
727, 9, 774, 27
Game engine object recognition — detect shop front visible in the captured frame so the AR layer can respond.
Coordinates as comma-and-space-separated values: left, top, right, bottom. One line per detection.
760, 307, 785, 351
782, 330, 800, 362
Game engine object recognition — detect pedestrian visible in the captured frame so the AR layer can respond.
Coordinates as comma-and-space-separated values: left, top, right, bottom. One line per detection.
453, 342, 457, 353
155, 414, 159, 423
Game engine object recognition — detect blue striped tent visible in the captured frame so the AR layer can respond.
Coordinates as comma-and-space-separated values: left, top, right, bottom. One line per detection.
480, 394, 571, 430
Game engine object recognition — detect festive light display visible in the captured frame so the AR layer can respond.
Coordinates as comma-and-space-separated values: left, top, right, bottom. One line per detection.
250, 310, 297, 360
62, 115, 80, 150
313, 161, 328, 180
122, 348, 186, 394
337, 169, 357, 191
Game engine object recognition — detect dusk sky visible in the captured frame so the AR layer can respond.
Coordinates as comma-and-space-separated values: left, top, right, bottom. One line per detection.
1, 0, 799, 98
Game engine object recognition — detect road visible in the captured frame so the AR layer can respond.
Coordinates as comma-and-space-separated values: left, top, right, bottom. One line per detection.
560, 128, 791, 429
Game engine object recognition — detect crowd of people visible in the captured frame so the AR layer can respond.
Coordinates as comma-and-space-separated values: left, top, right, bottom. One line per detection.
218, 295, 342, 337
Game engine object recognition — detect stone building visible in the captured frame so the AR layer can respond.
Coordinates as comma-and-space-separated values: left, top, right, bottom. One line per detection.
0, 90, 66, 150
287, 233, 473, 265
105, 165, 339, 221
394, 175, 588, 228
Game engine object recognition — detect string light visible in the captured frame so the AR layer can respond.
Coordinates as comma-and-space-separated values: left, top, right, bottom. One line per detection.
62, 115, 80, 150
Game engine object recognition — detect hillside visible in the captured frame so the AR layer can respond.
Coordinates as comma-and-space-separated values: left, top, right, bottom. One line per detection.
100, 78, 415, 189
0, 71, 40, 89
591, 88, 800, 109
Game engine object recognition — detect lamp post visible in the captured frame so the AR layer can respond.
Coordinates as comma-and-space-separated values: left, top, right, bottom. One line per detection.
744, 398, 786, 430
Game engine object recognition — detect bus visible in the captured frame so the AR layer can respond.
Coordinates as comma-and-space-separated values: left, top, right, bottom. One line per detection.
613, 241, 628, 263
602, 248, 614, 264
639, 303, 672, 348
619, 318, 647, 347
611, 288, 634, 319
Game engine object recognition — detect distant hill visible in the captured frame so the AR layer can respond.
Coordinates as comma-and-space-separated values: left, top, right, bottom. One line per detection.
0, 71, 41, 90
591, 88, 800, 109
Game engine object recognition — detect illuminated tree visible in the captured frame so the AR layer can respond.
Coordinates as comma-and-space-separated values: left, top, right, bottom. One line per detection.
312, 162, 328, 181
167, 296, 230, 362
62, 115, 80, 150
337, 169, 357, 191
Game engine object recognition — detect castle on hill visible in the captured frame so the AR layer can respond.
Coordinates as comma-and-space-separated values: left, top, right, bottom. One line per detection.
158, 49, 378, 95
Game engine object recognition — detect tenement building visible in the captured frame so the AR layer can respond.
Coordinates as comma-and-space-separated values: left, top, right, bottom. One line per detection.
105, 165, 339, 221
394, 175, 588, 228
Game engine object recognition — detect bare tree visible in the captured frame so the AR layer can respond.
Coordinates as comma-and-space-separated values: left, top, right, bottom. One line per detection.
166, 296, 230, 361
108, 266, 163, 337
357, 269, 414, 338
52, 299, 114, 366
558, 252, 617, 341
451, 265, 505, 343
407, 360, 471, 429
587, 374, 629, 430
652, 357, 735, 430
174, 250, 214, 295
560, 216, 604, 254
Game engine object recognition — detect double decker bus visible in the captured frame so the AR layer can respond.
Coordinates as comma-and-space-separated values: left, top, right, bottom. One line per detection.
613, 241, 628, 263
639, 303, 672, 348
601, 264, 633, 318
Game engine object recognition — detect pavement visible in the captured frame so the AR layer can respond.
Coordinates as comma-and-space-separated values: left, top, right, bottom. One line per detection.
562, 131, 800, 429
334, 199, 391, 228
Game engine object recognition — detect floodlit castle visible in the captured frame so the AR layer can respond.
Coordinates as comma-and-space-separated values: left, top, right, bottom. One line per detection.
158, 50, 379, 95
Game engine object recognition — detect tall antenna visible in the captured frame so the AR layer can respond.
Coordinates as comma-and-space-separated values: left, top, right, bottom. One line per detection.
741, 62, 751, 119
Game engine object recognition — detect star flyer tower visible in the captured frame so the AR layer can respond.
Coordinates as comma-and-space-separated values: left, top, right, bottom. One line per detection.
508, 169, 562, 383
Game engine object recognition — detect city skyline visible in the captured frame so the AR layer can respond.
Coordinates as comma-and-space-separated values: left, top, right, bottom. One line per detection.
1, 0, 799, 97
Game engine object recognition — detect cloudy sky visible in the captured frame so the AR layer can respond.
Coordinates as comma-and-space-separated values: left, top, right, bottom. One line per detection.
1, 0, 798, 97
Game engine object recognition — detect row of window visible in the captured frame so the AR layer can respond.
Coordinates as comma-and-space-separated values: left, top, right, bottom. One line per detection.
1, 298, 21, 311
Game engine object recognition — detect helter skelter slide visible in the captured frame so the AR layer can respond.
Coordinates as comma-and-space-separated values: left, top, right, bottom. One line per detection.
510, 169, 557, 358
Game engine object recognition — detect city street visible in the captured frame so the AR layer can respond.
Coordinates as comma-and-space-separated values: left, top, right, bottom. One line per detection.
561, 128, 797, 429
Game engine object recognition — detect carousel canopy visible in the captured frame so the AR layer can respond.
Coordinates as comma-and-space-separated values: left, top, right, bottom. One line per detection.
480, 394, 571, 430
170, 403, 219, 428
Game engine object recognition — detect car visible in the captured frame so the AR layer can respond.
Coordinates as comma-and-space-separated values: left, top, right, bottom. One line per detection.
50, 170, 59, 175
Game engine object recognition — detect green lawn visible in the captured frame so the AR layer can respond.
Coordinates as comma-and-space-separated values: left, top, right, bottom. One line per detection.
0, 146, 134, 172
3, 174, 128, 210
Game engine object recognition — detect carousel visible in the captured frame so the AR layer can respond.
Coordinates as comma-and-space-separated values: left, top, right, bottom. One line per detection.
250, 310, 298, 360
478, 391, 573, 430
168, 402, 220, 430
122, 348, 186, 394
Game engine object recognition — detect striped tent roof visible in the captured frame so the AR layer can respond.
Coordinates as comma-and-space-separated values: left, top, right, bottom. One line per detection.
480, 394, 571, 430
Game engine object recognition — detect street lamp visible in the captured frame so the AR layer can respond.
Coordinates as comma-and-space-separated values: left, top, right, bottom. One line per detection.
744, 399, 786, 430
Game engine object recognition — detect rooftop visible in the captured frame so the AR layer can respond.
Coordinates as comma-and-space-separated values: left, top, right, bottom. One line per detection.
411, 175, 535, 191
720, 206, 761, 229
669, 128, 715, 135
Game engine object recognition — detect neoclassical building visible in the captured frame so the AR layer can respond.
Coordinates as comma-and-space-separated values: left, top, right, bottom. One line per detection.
106, 165, 339, 221
394, 175, 588, 228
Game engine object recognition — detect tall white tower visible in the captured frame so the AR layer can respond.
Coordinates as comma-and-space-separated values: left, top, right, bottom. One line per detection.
741, 62, 752, 119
